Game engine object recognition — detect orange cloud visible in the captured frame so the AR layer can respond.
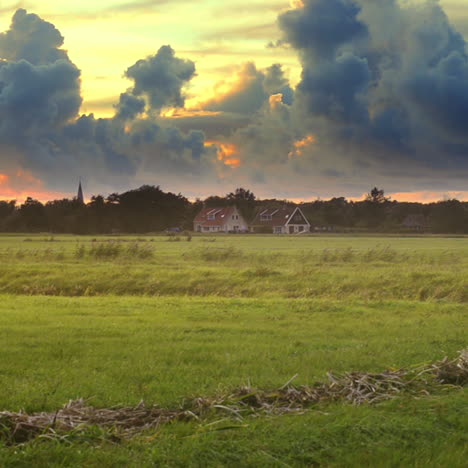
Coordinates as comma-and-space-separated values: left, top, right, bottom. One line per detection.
269, 93, 283, 110
288, 135, 316, 158
206, 140, 241, 168
0, 170, 70, 203
290, 0, 305, 8
0, 173, 9, 185
389, 191, 468, 203
349, 191, 468, 203
161, 109, 223, 119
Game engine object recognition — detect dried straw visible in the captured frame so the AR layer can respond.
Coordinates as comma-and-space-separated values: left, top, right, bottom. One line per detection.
1, 349, 466, 444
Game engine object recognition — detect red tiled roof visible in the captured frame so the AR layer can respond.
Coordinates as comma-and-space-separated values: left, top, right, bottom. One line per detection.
194, 207, 236, 227
250, 206, 297, 227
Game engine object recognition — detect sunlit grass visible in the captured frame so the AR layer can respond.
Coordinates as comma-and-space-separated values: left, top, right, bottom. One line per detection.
0, 234, 466, 466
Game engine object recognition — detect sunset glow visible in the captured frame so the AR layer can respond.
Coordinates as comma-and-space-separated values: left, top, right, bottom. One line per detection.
206, 141, 241, 168
0, 1, 467, 202
288, 135, 316, 158
0, 170, 69, 202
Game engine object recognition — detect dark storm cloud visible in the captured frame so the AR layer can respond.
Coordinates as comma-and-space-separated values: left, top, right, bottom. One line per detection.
278, 0, 367, 60
0, 10, 214, 192
161, 112, 251, 139
115, 92, 146, 120
125, 46, 196, 111
298, 52, 370, 123
275, 0, 468, 177
2, 2, 468, 199
0, 59, 82, 138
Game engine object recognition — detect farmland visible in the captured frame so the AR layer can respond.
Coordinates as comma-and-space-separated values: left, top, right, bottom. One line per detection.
0, 234, 467, 467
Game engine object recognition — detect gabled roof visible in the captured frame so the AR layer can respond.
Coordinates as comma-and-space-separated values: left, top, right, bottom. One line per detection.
194, 206, 236, 227
402, 214, 428, 228
251, 206, 309, 227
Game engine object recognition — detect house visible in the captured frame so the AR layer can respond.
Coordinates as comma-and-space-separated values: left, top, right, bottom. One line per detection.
193, 206, 249, 233
250, 206, 310, 234
402, 214, 429, 231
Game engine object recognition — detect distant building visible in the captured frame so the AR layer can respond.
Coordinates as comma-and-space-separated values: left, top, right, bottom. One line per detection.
250, 206, 310, 234
77, 180, 84, 204
402, 214, 429, 231
193, 206, 249, 233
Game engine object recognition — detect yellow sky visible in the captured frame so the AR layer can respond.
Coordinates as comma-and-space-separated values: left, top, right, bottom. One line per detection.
0, 0, 463, 118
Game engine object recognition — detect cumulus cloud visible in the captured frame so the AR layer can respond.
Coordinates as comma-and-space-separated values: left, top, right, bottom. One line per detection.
0, 9, 69, 65
200, 62, 293, 115
0, 59, 81, 138
279, 0, 367, 60
273, 0, 468, 185
0, 11, 215, 194
125, 45, 196, 112
1, 3, 468, 200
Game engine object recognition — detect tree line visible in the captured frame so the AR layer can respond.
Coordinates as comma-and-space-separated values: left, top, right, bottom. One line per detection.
0, 185, 467, 234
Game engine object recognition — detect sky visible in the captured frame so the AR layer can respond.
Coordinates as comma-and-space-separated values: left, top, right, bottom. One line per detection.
0, 0, 468, 202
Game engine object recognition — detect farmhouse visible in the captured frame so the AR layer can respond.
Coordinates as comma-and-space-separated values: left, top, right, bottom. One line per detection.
193, 206, 249, 233
250, 206, 310, 234
401, 214, 429, 231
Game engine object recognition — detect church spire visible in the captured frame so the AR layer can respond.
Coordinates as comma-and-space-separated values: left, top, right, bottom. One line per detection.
77, 179, 84, 204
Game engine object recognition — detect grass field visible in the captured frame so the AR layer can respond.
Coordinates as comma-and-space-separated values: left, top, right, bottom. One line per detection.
0, 234, 467, 467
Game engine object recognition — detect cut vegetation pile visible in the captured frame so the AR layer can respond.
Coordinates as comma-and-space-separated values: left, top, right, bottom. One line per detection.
1, 350, 466, 445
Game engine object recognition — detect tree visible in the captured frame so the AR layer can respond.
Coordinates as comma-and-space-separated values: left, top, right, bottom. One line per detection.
18, 198, 47, 231
0, 200, 15, 220
226, 187, 256, 220
0, 200, 16, 231
431, 199, 468, 233
359, 188, 391, 229
365, 187, 390, 204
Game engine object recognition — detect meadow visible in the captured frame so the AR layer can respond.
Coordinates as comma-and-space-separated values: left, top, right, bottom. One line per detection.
0, 234, 466, 467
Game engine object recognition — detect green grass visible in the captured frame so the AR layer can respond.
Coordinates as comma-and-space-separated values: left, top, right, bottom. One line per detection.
0, 295, 466, 411
0, 234, 466, 466
2, 394, 467, 467
0, 235, 466, 301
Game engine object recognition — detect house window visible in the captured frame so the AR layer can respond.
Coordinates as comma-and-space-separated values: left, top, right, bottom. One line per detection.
203, 226, 210, 231
207, 214, 215, 220
274, 226, 282, 234
261, 215, 272, 221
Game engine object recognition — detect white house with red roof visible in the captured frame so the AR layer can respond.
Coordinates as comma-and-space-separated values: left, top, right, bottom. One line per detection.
193, 206, 249, 233
250, 206, 310, 234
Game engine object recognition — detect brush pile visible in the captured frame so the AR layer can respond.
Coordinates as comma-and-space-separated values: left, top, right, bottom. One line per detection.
1, 349, 466, 444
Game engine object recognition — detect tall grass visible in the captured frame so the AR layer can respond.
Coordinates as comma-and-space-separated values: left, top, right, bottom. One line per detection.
0, 237, 465, 300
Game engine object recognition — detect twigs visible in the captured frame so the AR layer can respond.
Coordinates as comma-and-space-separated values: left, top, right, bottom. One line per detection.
1, 349, 466, 444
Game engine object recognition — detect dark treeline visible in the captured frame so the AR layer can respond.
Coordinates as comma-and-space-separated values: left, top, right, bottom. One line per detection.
0, 185, 467, 234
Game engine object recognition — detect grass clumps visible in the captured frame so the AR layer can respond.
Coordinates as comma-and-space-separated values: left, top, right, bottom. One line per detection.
74, 242, 154, 260
187, 246, 244, 262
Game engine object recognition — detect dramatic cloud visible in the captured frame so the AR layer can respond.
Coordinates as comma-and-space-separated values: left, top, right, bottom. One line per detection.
200, 62, 293, 115
279, 0, 367, 60
271, 0, 468, 189
0, 59, 81, 138
0, 9, 69, 65
125, 46, 196, 112
0, 11, 215, 195
1, 3, 468, 201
